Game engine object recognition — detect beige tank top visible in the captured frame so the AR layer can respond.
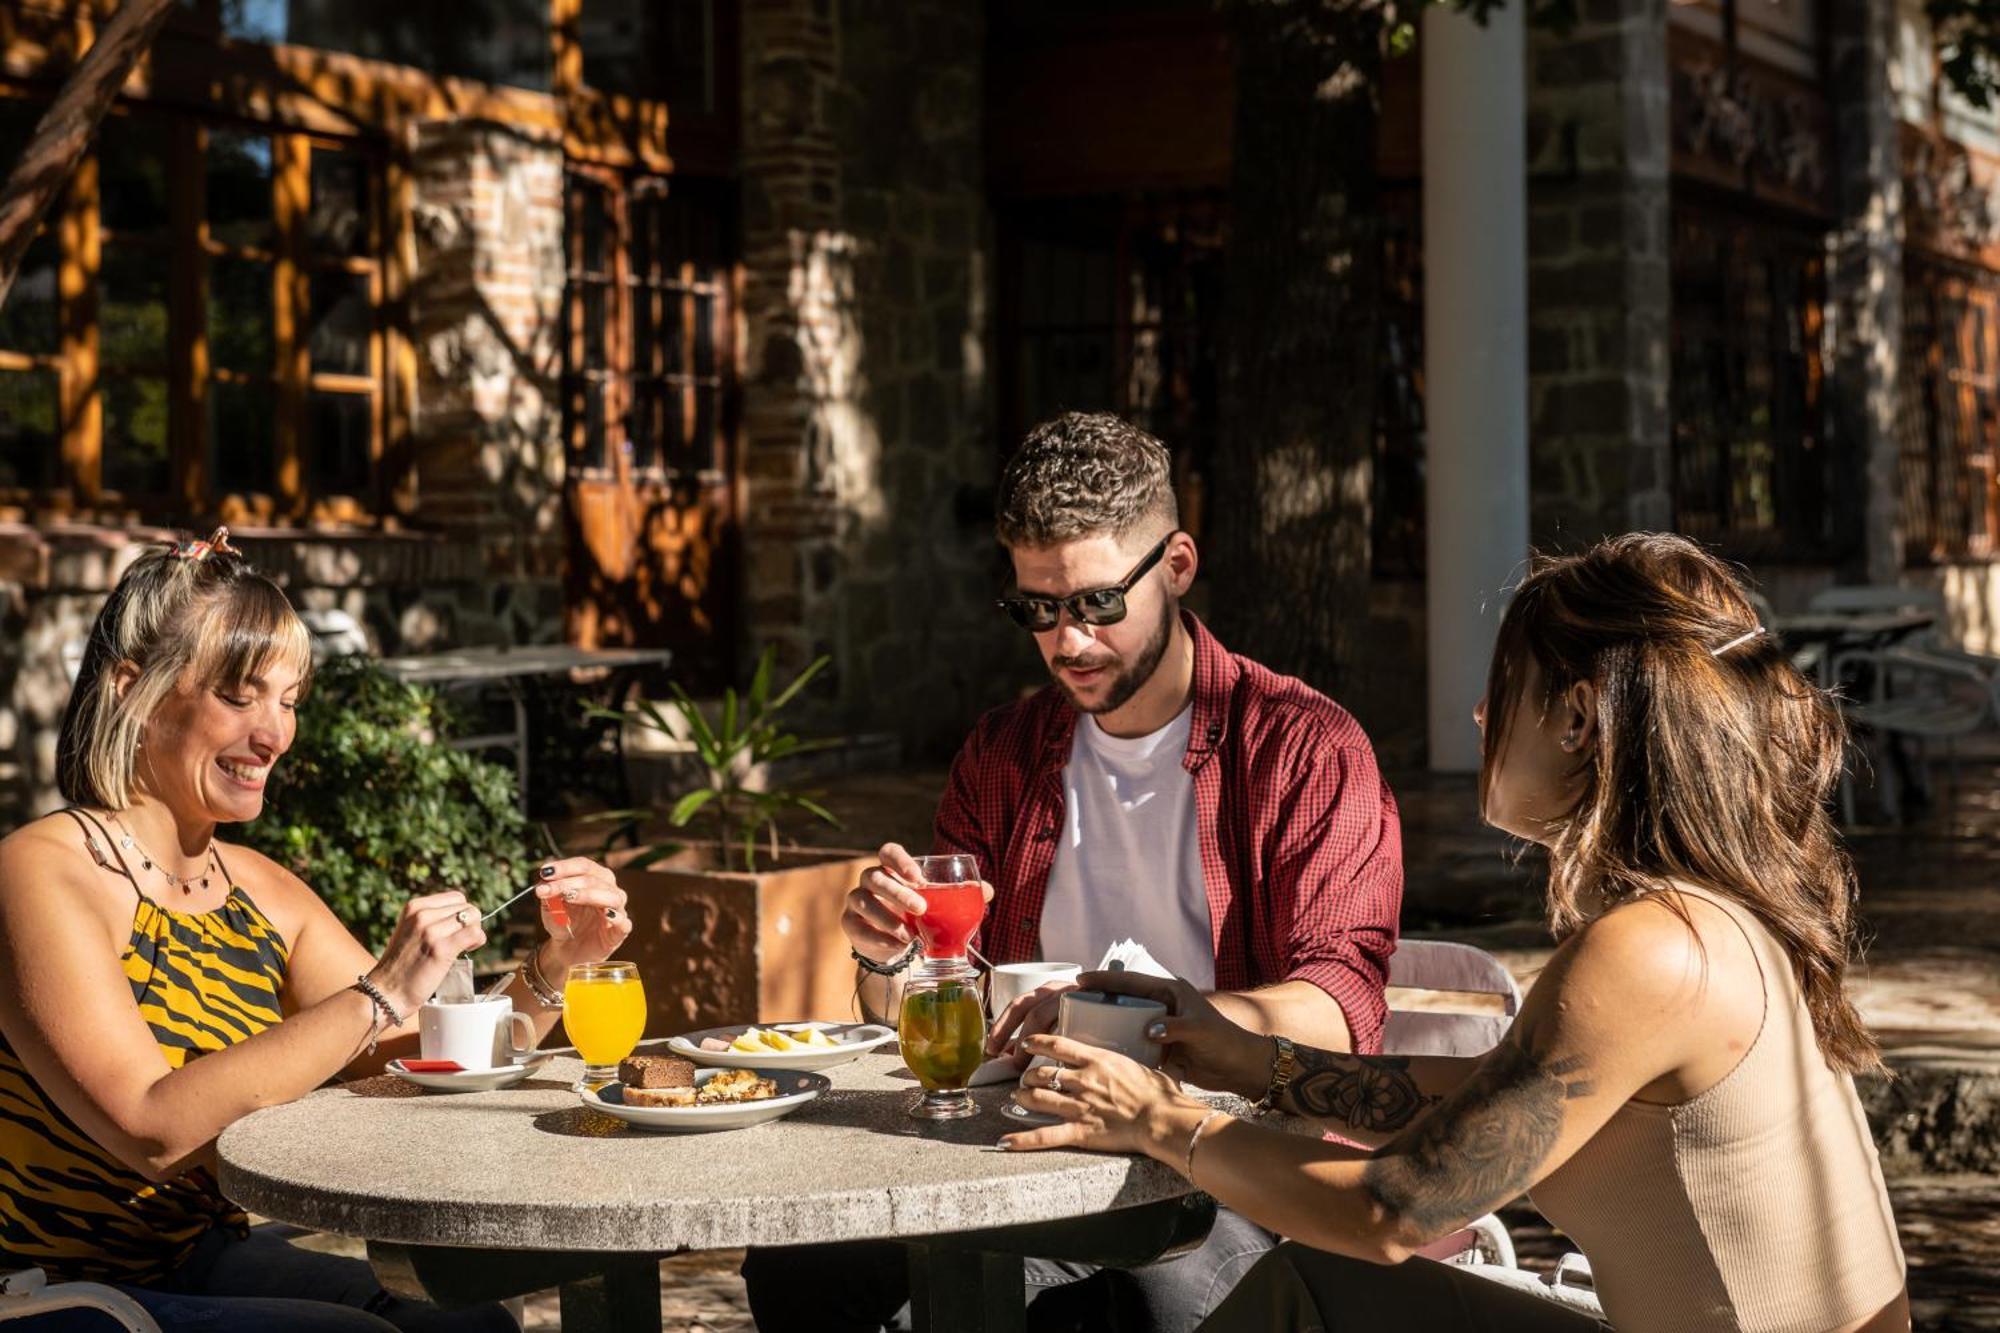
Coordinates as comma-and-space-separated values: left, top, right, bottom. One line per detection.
1530, 888, 1905, 1333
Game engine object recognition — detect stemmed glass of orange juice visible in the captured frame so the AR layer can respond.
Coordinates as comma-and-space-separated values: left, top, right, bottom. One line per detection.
564, 961, 646, 1087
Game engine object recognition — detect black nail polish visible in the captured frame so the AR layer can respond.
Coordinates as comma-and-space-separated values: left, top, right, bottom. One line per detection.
539, 864, 556, 879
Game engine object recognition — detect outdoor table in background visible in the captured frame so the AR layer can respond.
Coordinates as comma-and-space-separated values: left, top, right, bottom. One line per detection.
216, 1049, 1226, 1333
1770, 611, 1937, 680
376, 645, 672, 814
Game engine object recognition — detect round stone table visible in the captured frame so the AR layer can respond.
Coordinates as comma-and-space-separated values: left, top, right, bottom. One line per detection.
217, 1048, 1225, 1332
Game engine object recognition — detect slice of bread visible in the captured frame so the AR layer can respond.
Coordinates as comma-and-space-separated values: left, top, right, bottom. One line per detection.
619, 1054, 695, 1089
622, 1085, 697, 1108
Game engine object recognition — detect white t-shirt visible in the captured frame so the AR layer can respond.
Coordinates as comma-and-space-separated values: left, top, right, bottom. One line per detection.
1037, 707, 1215, 990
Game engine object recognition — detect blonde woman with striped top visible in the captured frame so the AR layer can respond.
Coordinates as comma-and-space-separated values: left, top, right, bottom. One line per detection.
0, 531, 633, 1332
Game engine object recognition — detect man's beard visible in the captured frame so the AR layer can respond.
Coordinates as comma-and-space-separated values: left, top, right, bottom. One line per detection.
1052, 597, 1176, 716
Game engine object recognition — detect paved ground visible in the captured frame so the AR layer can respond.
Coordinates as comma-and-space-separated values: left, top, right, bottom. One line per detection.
331, 757, 2000, 1329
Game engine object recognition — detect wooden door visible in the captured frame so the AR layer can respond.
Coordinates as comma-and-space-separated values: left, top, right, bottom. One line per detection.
561, 170, 738, 689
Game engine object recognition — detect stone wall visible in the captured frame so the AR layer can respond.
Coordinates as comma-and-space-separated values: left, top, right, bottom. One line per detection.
405, 117, 568, 630
741, 0, 1021, 760
1525, 2, 1673, 548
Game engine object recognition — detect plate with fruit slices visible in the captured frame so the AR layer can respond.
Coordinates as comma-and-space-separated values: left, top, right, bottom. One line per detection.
663, 1021, 898, 1072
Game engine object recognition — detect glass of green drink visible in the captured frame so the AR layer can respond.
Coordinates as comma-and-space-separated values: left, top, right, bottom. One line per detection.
898, 958, 987, 1120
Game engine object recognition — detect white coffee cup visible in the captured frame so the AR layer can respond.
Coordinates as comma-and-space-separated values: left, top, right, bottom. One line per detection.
987, 962, 1082, 1019
1053, 989, 1168, 1068
418, 995, 535, 1071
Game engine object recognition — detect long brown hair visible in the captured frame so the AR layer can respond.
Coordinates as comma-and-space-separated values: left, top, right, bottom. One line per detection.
1480, 532, 1880, 1075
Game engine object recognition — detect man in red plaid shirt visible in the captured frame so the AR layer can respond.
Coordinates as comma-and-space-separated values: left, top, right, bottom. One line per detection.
744, 411, 1403, 1332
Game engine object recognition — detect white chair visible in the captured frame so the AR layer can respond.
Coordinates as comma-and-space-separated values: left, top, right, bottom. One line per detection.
0, 1266, 161, 1331
1384, 940, 1602, 1316
1384, 938, 1521, 1059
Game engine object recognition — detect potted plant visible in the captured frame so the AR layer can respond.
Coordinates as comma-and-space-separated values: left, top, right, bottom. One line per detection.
585, 649, 876, 1031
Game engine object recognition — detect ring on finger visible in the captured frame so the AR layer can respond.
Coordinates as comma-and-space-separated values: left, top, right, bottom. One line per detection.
1048, 1068, 1064, 1095
453, 908, 469, 925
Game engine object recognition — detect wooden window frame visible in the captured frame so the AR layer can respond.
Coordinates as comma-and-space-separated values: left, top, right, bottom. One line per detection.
0, 88, 390, 524
2, 0, 737, 526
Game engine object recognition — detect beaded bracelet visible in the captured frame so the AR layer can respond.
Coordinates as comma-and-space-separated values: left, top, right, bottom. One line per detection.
519, 943, 565, 1008
350, 974, 403, 1055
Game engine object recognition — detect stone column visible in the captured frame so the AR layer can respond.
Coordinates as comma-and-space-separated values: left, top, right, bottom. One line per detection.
1423, 3, 1530, 773
1829, 0, 1904, 584
1525, 0, 1673, 545
741, 0, 1011, 754
739, 0, 846, 673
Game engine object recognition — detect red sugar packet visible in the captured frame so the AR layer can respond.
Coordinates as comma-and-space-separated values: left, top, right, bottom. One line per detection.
398, 1060, 465, 1073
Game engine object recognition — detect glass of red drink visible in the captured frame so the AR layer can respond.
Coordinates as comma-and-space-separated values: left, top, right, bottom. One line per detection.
904, 854, 985, 960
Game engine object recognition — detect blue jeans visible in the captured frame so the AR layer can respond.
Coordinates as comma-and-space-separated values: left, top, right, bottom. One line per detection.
11, 1226, 517, 1332
741, 1205, 1278, 1333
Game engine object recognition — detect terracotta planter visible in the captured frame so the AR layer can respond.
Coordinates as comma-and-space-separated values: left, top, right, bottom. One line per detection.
581, 842, 876, 1041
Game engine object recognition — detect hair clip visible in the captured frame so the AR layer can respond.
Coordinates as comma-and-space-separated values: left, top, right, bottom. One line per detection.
1709, 626, 1764, 658
169, 526, 242, 563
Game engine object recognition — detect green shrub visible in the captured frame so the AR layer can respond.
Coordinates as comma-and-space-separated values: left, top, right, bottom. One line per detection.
239, 655, 531, 952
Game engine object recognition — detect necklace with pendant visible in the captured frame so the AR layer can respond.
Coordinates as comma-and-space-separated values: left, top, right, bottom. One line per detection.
107, 811, 216, 895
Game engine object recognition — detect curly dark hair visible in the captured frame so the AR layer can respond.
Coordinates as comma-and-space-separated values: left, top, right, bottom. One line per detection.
994, 412, 1178, 548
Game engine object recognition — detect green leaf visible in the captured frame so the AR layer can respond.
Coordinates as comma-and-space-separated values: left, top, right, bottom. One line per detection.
765, 653, 831, 715
668, 787, 719, 827
748, 647, 774, 716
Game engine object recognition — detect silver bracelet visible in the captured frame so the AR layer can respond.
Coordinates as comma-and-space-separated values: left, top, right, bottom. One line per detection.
1184, 1109, 1228, 1184
520, 944, 565, 1008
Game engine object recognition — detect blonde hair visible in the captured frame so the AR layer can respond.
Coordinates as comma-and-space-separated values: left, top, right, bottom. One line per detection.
57, 536, 313, 810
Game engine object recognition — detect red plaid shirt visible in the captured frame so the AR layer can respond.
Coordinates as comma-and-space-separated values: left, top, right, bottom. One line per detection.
934, 612, 1403, 1053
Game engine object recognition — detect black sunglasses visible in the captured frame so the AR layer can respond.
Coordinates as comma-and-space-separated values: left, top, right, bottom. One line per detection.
996, 534, 1173, 633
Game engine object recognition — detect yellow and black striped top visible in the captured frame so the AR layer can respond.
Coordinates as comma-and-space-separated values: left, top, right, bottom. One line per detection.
0, 822, 290, 1284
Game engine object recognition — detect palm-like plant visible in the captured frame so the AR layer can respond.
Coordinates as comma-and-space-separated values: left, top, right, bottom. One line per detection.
597, 648, 842, 872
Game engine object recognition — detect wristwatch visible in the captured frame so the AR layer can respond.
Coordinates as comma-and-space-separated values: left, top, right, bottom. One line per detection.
1256, 1034, 1297, 1112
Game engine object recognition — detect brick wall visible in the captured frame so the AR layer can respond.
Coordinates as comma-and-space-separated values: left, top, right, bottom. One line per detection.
406, 118, 568, 637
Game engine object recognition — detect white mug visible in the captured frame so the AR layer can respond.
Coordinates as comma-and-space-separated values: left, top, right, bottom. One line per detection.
986, 962, 1082, 1019
1008, 988, 1169, 1125
418, 995, 535, 1071
1053, 989, 1167, 1068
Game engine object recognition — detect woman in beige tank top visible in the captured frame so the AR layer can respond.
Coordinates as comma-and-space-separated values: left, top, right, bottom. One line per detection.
1000, 533, 1910, 1333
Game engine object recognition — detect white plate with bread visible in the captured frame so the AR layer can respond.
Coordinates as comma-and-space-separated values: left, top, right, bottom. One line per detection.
664, 1021, 897, 1072
581, 1054, 831, 1132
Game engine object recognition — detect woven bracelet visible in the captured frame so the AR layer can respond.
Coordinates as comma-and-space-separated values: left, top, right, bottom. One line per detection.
850, 942, 920, 976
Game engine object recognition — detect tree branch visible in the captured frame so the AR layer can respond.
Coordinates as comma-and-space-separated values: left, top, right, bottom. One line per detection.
0, 0, 178, 307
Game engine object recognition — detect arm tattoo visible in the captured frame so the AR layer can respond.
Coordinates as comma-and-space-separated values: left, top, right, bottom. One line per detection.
1280, 1047, 1441, 1134
1361, 1032, 1595, 1237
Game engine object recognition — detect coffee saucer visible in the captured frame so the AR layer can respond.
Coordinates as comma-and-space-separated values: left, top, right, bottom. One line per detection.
385, 1051, 553, 1093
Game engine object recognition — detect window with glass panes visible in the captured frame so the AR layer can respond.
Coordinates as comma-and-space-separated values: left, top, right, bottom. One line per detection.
563, 173, 732, 480
0, 97, 384, 518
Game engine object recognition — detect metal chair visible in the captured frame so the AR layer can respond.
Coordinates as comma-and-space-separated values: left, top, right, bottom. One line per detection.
0, 1267, 161, 1331
1832, 645, 1998, 822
